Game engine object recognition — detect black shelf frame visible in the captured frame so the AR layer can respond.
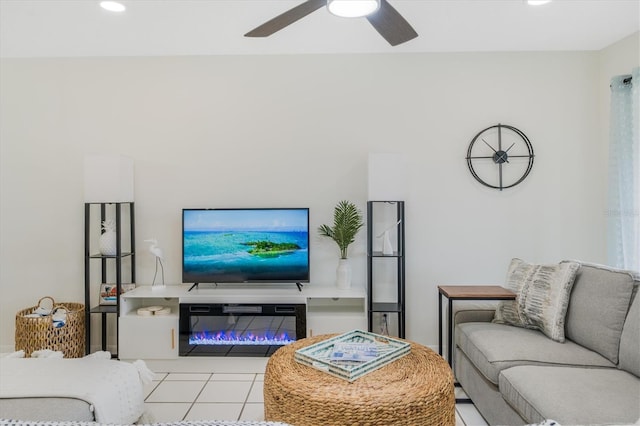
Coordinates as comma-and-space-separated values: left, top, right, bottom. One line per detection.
84, 202, 135, 356
370, 302, 403, 313
89, 253, 134, 259
367, 201, 405, 338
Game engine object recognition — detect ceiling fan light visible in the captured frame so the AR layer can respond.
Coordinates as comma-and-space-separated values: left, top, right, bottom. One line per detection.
327, 0, 380, 18
100, 1, 126, 12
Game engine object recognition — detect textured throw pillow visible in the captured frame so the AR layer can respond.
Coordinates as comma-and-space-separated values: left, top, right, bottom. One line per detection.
493, 258, 580, 342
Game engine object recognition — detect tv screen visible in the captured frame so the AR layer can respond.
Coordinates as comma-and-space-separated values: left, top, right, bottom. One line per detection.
182, 208, 310, 284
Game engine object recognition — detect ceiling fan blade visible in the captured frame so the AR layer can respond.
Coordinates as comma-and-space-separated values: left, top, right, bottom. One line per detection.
245, 0, 326, 37
366, 0, 418, 46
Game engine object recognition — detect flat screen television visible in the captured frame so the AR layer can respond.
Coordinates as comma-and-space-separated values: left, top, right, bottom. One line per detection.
182, 208, 310, 284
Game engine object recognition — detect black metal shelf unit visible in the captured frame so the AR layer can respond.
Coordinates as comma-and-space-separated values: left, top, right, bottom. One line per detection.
366, 201, 405, 338
84, 202, 135, 356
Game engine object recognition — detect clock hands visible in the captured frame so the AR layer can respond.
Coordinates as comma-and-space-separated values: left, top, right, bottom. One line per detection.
482, 138, 497, 153
494, 151, 509, 164
483, 138, 513, 164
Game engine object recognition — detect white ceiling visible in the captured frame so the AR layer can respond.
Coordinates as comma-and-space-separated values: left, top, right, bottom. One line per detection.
1, 0, 639, 58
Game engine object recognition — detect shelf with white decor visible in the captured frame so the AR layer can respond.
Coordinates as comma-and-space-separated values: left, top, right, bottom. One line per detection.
367, 200, 405, 338
83, 154, 136, 357
366, 153, 407, 338
84, 202, 135, 357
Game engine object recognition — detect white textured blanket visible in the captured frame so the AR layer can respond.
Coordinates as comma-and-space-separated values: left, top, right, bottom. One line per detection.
0, 421, 291, 426
0, 358, 145, 424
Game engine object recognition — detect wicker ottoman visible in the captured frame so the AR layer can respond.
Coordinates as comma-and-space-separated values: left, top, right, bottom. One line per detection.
264, 334, 455, 426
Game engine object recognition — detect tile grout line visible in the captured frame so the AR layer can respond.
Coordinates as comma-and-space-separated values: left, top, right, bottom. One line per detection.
455, 406, 467, 426
181, 373, 213, 421
144, 372, 168, 402
236, 373, 259, 421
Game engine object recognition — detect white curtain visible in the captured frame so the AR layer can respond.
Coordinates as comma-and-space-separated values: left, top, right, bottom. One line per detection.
607, 67, 640, 271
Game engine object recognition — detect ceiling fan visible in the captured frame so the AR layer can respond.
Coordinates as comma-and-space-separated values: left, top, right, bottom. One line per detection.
245, 0, 418, 47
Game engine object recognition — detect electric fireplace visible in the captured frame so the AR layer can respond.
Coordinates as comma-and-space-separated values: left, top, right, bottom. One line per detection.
179, 303, 306, 356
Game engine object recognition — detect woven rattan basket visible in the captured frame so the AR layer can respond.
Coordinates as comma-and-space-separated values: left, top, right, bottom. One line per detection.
15, 296, 85, 358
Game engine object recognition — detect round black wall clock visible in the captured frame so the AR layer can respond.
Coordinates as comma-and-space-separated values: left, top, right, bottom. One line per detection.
466, 124, 534, 191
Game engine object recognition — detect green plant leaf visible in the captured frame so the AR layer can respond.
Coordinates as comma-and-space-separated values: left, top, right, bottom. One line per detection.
318, 200, 364, 259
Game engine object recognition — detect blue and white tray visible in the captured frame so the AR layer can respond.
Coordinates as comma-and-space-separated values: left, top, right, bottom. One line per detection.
294, 330, 410, 382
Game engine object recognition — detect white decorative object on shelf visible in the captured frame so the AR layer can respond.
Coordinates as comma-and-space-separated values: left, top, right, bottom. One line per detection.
145, 239, 165, 289
136, 306, 171, 316
377, 219, 401, 255
99, 220, 117, 255
336, 258, 352, 289
382, 230, 393, 255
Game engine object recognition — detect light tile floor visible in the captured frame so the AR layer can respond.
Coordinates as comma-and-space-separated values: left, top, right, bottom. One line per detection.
142, 357, 488, 425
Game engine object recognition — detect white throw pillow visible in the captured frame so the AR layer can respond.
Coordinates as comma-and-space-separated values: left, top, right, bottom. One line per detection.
493, 258, 580, 342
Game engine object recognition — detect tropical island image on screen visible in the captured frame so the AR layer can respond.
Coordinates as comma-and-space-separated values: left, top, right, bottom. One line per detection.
242, 240, 301, 256
183, 209, 310, 282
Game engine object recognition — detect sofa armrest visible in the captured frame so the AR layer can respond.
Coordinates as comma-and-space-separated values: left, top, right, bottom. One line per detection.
453, 301, 498, 325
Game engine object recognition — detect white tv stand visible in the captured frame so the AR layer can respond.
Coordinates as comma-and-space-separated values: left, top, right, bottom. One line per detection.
118, 284, 367, 359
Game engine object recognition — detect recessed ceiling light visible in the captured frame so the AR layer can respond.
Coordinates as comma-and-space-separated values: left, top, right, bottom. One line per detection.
527, 0, 552, 5
100, 1, 126, 12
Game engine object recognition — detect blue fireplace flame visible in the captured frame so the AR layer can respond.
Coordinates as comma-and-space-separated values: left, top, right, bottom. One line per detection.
189, 330, 295, 346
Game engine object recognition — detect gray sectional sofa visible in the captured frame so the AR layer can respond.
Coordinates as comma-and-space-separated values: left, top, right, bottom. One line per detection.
454, 261, 640, 426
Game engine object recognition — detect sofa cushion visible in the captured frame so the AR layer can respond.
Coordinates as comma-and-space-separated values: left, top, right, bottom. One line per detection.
494, 258, 579, 342
499, 366, 640, 425
456, 322, 615, 385
619, 293, 640, 377
563, 261, 636, 364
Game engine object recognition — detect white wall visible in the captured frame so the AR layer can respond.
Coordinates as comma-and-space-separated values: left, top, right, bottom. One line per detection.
0, 41, 637, 351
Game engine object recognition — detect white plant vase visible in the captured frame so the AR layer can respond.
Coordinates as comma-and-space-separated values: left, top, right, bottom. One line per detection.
99, 230, 117, 256
336, 258, 352, 289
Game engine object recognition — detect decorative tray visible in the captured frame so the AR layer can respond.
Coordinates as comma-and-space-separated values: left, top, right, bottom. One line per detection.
294, 329, 410, 382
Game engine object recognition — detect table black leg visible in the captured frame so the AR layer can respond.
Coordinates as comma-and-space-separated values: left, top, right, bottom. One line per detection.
101, 312, 107, 351
447, 298, 472, 403
438, 292, 443, 356
447, 298, 453, 367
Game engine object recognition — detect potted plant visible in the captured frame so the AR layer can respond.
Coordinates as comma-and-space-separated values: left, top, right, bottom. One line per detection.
318, 200, 364, 288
